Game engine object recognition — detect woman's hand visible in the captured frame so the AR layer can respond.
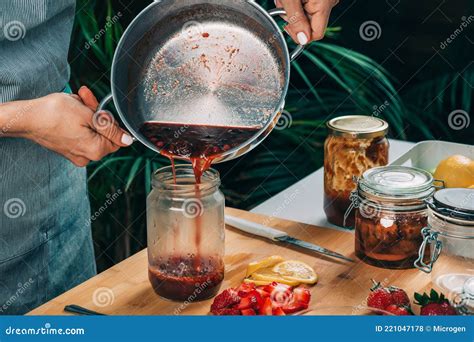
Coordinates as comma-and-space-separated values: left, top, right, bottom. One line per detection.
275, 0, 339, 45
1, 86, 133, 167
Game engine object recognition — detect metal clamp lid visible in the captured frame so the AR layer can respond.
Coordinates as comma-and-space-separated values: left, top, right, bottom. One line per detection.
414, 227, 443, 273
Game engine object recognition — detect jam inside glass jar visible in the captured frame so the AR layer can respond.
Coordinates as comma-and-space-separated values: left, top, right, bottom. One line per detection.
147, 165, 225, 301
324, 116, 389, 228
353, 166, 435, 269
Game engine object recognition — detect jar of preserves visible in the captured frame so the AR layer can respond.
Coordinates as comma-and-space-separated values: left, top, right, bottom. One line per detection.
324, 116, 389, 228
147, 165, 225, 302
415, 188, 474, 315
351, 166, 436, 269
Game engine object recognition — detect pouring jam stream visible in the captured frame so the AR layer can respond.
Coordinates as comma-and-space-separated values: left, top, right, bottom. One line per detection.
142, 121, 260, 301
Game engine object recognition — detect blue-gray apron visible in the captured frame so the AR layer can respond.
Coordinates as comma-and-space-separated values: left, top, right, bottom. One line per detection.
0, 85, 96, 315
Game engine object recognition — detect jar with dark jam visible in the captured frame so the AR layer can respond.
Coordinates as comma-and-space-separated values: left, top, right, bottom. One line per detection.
147, 165, 225, 302
324, 116, 389, 228
352, 166, 436, 269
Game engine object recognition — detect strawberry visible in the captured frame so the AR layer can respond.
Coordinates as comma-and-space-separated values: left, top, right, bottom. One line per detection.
237, 282, 256, 297
259, 297, 273, 315
367, 280, 410, 311
256, 288, 271, 298
236, 291, 263, 310
367, 284, 393, 310
281, 299, 308, 314
293, 287, 311, 305
210, 289, 240, 313
266, 282, 293, 307
415, 289, 457, 316
390, 288, 410, 306
384, 304, 412, 316
212, 308, 241, 315
241, 308, 256, 316
281, 287, 311, 314
273, 307, 286, 316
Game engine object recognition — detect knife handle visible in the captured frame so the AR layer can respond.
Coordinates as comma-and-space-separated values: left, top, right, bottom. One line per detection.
225, 215, 288, 241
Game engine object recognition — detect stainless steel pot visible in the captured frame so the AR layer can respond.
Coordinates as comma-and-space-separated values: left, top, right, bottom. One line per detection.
98, 0, 302, 163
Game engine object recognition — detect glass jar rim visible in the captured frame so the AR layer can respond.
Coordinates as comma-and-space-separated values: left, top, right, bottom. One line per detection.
428, 207, 474, 237
359, 166, 435, 201
327, 115, 389, 139
152, 164, 221, 193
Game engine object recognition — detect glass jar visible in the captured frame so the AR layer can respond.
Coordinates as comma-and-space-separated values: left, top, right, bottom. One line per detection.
147, 165, 225, 302
351, 166, 436, 269
415, 188, 474, 315
324, 115, 389, 228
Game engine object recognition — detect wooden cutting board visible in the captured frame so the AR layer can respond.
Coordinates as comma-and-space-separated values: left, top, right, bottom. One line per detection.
28, 208, 433, 315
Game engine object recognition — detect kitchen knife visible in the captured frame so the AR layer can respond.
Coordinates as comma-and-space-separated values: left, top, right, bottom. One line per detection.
225, 215, 354, 263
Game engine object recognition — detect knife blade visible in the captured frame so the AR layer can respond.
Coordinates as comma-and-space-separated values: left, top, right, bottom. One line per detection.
225, 215, 354, 262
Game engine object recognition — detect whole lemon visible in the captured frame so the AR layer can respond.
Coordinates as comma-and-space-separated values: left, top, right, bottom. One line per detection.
434, 155, 474, 188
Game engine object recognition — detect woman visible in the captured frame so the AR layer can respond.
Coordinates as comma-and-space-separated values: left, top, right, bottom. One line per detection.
0, 0, 337, 314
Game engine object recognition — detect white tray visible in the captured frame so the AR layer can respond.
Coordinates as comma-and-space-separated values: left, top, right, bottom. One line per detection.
391, 140, 474, 172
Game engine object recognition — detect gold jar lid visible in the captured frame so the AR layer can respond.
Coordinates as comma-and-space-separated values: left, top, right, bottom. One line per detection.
327, 115, 389, 139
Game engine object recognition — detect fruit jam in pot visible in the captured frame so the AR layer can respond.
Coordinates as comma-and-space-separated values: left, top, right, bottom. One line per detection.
351, 166, 436, 269
147, 165, 225, 301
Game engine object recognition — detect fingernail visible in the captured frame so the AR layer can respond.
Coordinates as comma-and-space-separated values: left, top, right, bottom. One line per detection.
121, 134, 134, 146
297, 32, 308, 45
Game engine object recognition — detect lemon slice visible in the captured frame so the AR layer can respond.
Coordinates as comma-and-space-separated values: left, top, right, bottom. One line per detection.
272, 260, 318, 285
246, 255, 284, 277
243, 278, 273, 286
250, 268, 301, 286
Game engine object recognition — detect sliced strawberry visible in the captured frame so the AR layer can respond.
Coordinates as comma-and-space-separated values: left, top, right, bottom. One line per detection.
236, 291, 263, 310
256, 288, 271, 298
282, 300, 308, 314
293, 287, 311, 305
241, 308, 256, 316
210, 289, 240, 313
259, 297, 273, 315
212, 308, 241, 316
268, 283, 293, 307
273, 307, 286, 316
262, 282, 291, 294
237, 282, 256, 297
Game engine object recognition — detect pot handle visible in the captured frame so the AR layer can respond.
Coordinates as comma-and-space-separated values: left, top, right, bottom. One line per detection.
267, 8, 305, 62
96, 93, 137, 142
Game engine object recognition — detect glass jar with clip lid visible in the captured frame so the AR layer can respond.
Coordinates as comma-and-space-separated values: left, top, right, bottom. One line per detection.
415, 188, 474, 315
346, 166, 439, 269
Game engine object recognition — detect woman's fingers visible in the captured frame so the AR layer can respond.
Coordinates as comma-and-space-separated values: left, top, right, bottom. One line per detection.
91, 110, 134, 147
304, 0, 337, 41
279, 0, 312, 45
78, 86, 100, 111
